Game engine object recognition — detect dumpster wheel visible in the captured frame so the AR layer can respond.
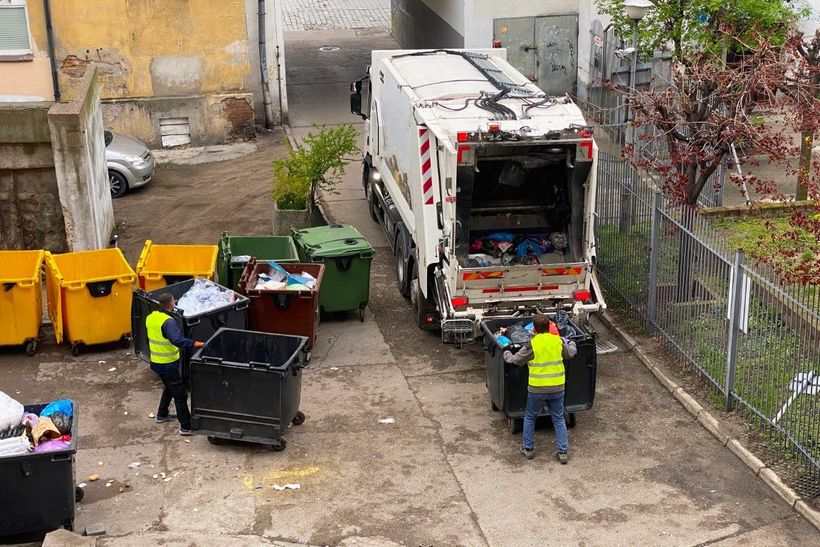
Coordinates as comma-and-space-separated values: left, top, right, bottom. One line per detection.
270, 439, 287, 451
292, 411, 306, 426
508, 418, 523, 434
62, 519, 74, 532
491, 401, 499, 411
70, 343, 81, 357
120, 335, 132, 349
25, 340, 38, 356
565, 411, 576, 429
207, 436, 227, 445
75, 486, 85, 502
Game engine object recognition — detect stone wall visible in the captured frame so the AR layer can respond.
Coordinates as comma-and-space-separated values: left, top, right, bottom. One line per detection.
0, 68, 113, 252
0, 104, 67, 251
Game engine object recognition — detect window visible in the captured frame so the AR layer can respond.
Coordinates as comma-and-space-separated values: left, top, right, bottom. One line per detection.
0, 0, 33, 60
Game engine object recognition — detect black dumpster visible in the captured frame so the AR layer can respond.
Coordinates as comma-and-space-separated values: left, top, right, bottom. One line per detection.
0, 403, 80, 537
481, 316, 596, 433
189, 328, 309, 451
132, 278, 249, 380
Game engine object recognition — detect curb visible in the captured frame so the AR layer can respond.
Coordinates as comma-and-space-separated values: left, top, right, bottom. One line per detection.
597, 312, 820, 532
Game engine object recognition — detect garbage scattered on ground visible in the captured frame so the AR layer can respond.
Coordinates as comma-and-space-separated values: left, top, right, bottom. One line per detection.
89, 474, 100, 482
273, 483, 300, 491
98, 461, 104, 466
78, 482, 87, 488
98, 360, 106, 365
128, 462, 141, 469
378, 417, 396, 425
253, 260, 317, 291
176, 278, 238, 317
107, 367, 116, 372
0, 393, 74, 455
148, 413, 155, 418
330, 367, 339, 371
84, 523, 106, 536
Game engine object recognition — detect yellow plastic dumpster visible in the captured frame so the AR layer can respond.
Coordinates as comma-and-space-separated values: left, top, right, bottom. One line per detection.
135, 240, 218, 291
45, 248, 136, 355
0, 250, 45, 356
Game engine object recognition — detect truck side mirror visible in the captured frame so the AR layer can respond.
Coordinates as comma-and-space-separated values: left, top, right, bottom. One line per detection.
350, 80, 366, 119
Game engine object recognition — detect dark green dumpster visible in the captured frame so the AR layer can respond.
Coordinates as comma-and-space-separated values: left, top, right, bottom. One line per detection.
216, 232, 299, 290
291, 224, 374, 320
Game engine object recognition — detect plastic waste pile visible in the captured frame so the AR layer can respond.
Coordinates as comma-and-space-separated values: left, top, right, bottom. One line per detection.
468, 231, 568, 268
176, 278, 237, 317
0, 392, 73, 457
494, 315, 577, 351
254, 261, 317, 291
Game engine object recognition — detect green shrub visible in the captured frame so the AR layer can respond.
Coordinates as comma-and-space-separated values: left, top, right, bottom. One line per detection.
272, 125, 359, 210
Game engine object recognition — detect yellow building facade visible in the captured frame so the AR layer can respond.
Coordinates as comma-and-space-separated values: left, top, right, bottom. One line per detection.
0, 0, 285, 145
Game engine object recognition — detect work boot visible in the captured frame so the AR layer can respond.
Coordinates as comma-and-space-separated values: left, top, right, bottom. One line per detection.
179, 428, 192, 436
557, 452, 569, 465
155, 413, 177, 424
520, 446, 534, 460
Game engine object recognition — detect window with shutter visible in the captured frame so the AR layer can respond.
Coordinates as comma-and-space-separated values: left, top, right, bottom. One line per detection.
0, 0, 33, 59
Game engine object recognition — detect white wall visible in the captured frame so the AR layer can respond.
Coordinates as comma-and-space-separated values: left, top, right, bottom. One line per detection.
577, 0, 611, 100
421, 0, 465, 35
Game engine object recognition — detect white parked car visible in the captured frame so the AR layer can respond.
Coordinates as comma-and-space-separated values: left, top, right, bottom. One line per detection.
105, 130, 155, 198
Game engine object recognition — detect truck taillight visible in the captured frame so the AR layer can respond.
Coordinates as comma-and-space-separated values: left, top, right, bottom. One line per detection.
492, 39, 502, 48
488, 123, 500, 133
451, 297, 469, 308
457, 132, 469, 142
579, 128, 593, 138
573, 290, 591, 302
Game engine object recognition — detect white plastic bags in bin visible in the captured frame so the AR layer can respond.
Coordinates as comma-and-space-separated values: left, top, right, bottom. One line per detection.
0, 391, 23, 431
0, 434, 30, 457
176, 278, 238, 317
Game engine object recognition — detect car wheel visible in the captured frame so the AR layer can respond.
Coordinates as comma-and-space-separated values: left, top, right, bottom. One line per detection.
109, 170, 128, 198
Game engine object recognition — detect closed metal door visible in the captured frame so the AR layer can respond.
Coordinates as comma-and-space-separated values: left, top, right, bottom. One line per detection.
493, 17, 536, 82
535, 14, 578, 96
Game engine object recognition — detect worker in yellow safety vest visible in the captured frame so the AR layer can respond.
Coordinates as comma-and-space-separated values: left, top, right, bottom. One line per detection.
503, 313, 577, 463
146, 293, 204, 436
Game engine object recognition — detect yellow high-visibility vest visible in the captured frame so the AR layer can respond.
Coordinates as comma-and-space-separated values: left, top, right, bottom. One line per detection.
146, 311, 179, 364
528, 333, 565, 388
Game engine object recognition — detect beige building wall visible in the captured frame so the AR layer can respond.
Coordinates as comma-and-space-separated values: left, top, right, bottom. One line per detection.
0, 0, 54, 100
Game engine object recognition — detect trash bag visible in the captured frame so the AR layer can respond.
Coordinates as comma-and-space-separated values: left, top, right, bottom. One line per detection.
498, 161, 527, 188
49, 412, 72, 435
0, 391, 24, 431
40, 399, 73, 418
506, 323, 534, 345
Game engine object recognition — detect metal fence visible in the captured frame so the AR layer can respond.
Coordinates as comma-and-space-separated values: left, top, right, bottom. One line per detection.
595, 151, 820, 497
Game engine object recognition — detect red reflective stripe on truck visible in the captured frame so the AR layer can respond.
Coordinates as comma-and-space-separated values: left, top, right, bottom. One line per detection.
481, 285, 559, 294
419, 127, 434, 206
462, 271, 504, 281
541, 267, 583, 276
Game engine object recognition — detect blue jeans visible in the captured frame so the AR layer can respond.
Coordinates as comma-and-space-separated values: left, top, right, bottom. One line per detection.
522, 390, 568, 454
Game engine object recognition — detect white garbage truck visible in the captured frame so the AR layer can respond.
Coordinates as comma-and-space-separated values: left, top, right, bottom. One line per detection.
350, 48, 606, 345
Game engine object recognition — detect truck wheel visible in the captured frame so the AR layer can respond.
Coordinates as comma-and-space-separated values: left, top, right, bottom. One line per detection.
368, 186, 379, 223
411, 263, 436, 330
395, 243, 410, 298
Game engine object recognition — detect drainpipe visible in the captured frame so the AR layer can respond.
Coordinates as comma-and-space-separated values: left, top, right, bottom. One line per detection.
258, 0, 275, 127
43, 0, 60, 102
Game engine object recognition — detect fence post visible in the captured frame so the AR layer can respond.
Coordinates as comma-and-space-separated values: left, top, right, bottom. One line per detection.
619, 162, 634, 234
647, 190, 662, 334
725, 248, 745, 411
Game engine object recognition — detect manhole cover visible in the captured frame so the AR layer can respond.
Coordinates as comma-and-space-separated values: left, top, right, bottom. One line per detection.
319, 45, 340, 52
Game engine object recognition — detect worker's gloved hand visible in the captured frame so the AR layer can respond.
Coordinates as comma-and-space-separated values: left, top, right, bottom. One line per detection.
194, 341, 205, 348
561, 337, 571, 345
